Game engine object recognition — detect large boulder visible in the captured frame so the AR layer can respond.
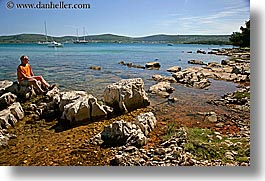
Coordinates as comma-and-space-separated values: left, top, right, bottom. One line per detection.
0, 80, 13, 96
2, 81, 36, 99
134, 112, 157, 136
90, 112, 157, 147
0, 109, 17, 130
0, 129, 16, 148
61, 96, 90, 123
100, 120, 147, 147
59, 91, 87, 112
0, 93, 17, 110
60, 91, 111, 123
0, 109, 17, 129
103, 78, 150, 113
0, 102, 24, 129
8, 102, 24, 120
88, 95, 111, 119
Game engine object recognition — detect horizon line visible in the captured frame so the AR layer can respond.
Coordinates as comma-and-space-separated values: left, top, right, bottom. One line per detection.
0, 32, 231, 38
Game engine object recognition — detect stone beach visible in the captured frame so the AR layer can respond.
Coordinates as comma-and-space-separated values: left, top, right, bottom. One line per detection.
0, 48, 250, 166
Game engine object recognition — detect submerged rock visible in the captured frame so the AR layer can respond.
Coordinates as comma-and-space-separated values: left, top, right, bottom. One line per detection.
118, 61, 145, 69
148, 82, 175, 98
152, 74, 176, 83
89, 65, 101, 70
197, 49, 207, 54
172, 67, 211, 89
188, 59, 206, 65
167, 66, 181, 73
145, 62, 161, 70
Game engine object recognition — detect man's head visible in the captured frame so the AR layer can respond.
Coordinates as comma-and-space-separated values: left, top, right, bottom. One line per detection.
20, 55, 29, 64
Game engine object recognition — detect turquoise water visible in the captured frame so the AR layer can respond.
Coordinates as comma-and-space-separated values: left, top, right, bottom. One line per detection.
0, 43, 236, 99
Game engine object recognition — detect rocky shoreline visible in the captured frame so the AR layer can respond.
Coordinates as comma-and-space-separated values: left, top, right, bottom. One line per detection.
0, 47, 250, 166
108, 85, 250, 166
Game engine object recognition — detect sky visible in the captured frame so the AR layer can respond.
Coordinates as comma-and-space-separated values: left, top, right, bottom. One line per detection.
0, 0, 250, 37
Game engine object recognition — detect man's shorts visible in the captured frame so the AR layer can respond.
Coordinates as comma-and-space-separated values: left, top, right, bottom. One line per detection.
19, 80, 29, 86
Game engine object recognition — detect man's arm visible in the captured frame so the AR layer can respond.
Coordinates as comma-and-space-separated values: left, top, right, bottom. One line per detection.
29, 65, 34, 76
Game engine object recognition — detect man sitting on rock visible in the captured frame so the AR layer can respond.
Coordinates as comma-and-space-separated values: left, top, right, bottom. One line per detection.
17, 55, 56, 94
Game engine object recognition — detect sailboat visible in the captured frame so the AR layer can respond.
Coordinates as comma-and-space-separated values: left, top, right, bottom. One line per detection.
73, 27, 88, 44
37, 21, 63, 47
47, 41, 63, 48
37, 21, 51, 45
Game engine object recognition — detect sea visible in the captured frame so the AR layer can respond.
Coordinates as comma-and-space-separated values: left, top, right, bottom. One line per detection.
0, 43, 238, 103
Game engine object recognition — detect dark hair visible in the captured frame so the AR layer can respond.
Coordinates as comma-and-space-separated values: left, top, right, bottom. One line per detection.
20, 55, 26, 61
20, 55, 27, 62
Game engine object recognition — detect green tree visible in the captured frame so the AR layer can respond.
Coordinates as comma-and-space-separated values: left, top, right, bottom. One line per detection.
230, 20, 250, 47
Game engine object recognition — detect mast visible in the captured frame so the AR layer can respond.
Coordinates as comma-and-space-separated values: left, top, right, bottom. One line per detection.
83, 27, 86, 41
76, 29, 79, 41
44, 21, 48, 42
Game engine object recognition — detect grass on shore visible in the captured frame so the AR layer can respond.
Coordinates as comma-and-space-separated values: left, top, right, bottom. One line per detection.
233, 91, 250, 99
163, 123, 250, 164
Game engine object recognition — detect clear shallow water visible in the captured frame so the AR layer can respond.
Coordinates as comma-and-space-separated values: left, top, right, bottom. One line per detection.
0, 43, 237, 99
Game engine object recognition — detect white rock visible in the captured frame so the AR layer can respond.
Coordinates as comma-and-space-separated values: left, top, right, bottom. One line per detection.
0, 92, 17, 110
0, 109, 17, 129
103, 78, 150, 113
8, 102, 24, 120
134, 112, 157, 136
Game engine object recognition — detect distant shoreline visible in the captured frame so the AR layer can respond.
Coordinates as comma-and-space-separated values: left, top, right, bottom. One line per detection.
0, 33, 231, 45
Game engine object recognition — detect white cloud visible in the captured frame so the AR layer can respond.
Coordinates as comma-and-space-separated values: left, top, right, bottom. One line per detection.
157, 3, 249, 34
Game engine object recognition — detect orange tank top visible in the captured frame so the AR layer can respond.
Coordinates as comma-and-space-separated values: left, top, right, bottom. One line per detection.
17, 64, 32, 83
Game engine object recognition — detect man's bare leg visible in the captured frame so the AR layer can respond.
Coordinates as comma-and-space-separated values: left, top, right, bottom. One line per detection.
31, 76, 50, 89
27, 78, 46, 94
